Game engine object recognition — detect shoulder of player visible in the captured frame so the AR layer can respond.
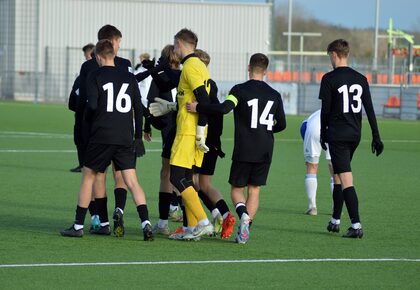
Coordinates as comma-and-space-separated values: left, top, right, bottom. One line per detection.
80, 58, 99, 74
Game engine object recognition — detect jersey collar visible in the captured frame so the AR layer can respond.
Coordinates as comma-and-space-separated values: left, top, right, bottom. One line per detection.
181, 53, 196, 64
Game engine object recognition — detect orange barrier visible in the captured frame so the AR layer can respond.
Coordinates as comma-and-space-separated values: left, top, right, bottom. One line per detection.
384, 96, 401, 108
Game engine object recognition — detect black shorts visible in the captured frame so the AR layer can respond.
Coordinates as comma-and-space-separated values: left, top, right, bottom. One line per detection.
195, 149, 219, 175
328, 141, 359, 174
84, 143, 136, 173
229, 161, 271, 187
161, 125, 176, 160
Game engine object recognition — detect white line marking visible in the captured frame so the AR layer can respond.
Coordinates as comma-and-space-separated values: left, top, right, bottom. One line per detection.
0, 149, 162, 153
0, 258, 419, 268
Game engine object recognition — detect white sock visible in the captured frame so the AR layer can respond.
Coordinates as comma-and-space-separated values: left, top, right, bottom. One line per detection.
305, 174, 317, 209
352, 222, 362, 229
158, 219, 168, 228
100, 222, 109, 227
169, 204, 178, 211
74, 224, 83, 230
141, 220, 151, 229
211, 208, 221, 219
330, 218, 340, 225
198, 218, 210, 226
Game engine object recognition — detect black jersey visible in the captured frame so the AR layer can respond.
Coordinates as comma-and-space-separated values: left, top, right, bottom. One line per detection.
78, 56, 132, 116
319, 67, 380, 142
85, 66, 142, 146
230, 80, 286, 163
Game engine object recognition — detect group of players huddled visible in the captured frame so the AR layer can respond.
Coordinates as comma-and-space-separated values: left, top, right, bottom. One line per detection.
62, 24, 383, 243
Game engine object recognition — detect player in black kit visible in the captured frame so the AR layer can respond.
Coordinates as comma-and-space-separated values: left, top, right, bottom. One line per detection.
187, 53, 286, 244
319, 39, 384, 238
77, 25, 133, 237
61, 40, 153, 240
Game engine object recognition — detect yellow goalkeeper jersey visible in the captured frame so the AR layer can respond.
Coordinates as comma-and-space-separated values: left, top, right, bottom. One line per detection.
176, 54, 211, 136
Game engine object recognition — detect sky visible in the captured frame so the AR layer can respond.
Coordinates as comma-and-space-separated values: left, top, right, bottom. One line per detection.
205, 0, 420, 32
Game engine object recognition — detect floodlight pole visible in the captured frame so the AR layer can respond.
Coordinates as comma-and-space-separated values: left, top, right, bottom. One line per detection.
372, 0, 380, 83
287, 0, 293, 72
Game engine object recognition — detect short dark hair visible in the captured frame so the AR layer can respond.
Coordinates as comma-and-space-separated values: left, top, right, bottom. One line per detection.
249, 53, 269, 73
174, 28, 198, 48
95, 40, 114, 58
82, 43, 94, 53
327, 39, 350, 58
97, 24, 122, 41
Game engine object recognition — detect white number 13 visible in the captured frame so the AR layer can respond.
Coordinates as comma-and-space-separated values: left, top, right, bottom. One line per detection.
338, 84, 362, 113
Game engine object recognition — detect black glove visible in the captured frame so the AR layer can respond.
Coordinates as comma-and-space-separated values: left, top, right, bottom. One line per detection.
142, 58, 155, 70
371, 138, 384, 156
155, 56, 170, 71
133, 138, 145, 157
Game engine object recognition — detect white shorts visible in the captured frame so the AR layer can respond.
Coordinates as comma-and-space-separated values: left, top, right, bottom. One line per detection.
303, 128, 331, 164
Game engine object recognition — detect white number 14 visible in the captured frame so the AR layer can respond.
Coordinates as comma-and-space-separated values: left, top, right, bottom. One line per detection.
247, 99, 274, 130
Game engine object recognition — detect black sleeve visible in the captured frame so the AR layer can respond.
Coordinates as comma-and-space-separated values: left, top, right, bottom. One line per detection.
142, 104, 152, 133
77, 64, 88, 115
273, 93, 287, 133
196, 99, 236, 115
362, 81, 380, 139
193, 85, 210, 127
85, 74, 98, 123
135, 70, 151, 83
319, 76, 332, 139
151, 69, 180, 93
68, 77, 79, 112
132, 78, 143, 139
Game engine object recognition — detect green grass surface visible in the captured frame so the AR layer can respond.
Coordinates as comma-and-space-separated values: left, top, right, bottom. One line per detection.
0, 101, 419, 289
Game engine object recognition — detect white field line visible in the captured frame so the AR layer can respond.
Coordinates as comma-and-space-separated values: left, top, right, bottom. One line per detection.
0, 258, 419, 269
1, 131, 419, 143
0, 149, 162, 153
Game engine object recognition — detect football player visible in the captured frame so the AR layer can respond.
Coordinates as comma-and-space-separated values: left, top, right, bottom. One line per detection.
61, 39, 153, 240
300, 109, 334, 216
319, 39, 384, 238
187, 53, 286, 243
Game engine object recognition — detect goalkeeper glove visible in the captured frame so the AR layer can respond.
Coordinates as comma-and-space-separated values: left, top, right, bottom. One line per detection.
371, 137, 384, 156
196, 125, 209, 153
149, 97, 177, 117
133, 138, 145, 157
320, 130, 328, 151
141, 58, 155, 70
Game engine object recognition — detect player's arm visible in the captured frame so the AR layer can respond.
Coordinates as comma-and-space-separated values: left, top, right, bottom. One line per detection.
85, 73, 99, 123
150, 70, 179, 93
68, 77, 80, 112
319, 76, 332, 150
362, 82, 384, 156
272, 93, 287, 133
193, 97, 236, 115
77, 63, 89, 114
132, 78, 146, 156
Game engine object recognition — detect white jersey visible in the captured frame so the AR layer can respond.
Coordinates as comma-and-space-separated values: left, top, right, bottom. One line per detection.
134, 66, 152, 108
303, 110, 331, 163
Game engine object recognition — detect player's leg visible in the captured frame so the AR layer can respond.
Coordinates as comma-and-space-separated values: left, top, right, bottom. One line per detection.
153, 157, 173, 235
246, 185, 260, 220
120, 168, 153, 241
305, 162, 318, 215
90, 171, 111, 235
111, 162, 129, 236
170, 165, 213, 240
61, 168, 96, 237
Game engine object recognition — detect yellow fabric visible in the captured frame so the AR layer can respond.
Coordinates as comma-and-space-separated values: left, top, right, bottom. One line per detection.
176, 56, 211, 136
226, 94, 238, 106
170, 134, 204, 169
184, 203, 198, 227
181, 186, 207, 223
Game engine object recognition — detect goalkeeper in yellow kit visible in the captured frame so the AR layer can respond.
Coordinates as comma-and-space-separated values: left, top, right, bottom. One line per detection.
150, 28, 213, 240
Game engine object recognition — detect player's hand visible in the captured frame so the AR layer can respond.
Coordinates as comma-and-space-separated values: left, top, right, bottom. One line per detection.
133, 138, 146, 157
142, 58, 155, 70
156, 56, 170, 71
149, 98, 177, 117
371, 138, 384, 156
186, 102, 198, 113
196, 125, 209, 153
144, 131, 152, 142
